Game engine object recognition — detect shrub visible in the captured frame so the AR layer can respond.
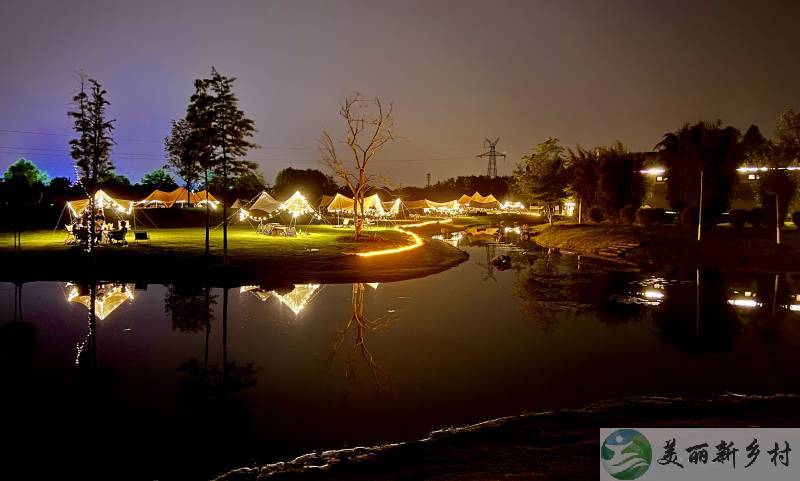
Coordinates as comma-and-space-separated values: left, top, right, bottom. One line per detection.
749, 208, 764, 228
588, 206, 604, 223
620, 205, 637, 225
762, 208, 778, 228
680, 207, 698, 229
728, 209, 748, 229
636, 208, 665, 227
793, 212, 800, 230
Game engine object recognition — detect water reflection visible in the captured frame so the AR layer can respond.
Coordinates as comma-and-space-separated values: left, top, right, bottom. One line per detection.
327, 283, 394, 388
64, 282, 135, 321
165, 284, 216, 333
240, 283, 323, 315
4, 240, 800, 480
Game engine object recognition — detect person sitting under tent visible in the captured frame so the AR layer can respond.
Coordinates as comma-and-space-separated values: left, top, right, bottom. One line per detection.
107, 221, 128, 245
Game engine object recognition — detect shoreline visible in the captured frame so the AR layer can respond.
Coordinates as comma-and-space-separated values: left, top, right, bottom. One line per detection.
215, 393, 800, 481
530, 223, 800, 273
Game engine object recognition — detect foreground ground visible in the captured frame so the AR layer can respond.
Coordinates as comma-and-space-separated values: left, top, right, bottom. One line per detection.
0, 224, 467, 285
217, 394, 800, 481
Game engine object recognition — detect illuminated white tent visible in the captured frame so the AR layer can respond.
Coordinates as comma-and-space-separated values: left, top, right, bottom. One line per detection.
279, 191, 315, 218
138, 187, 218, 208
325, 193, 385, 215
247, 191, 281, 216
66, 190, 134, 218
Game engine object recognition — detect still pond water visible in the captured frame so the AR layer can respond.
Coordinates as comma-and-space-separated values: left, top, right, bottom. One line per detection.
3, 234, 800, 479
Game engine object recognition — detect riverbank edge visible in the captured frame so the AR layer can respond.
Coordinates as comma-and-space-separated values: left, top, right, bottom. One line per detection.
215, 393, 800, 481
530, 223, 800, 272
0, 238, 469, 287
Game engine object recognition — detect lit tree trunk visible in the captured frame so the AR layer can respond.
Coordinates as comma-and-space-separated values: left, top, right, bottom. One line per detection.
204, 170, 210, 257
222, 140, 229, 264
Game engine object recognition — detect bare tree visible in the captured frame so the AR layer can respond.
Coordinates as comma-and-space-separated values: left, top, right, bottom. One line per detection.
319, 92, 394, 241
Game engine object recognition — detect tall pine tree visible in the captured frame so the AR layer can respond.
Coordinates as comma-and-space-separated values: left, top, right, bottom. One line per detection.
206, 68, 258, 263
68, 74, 115, 251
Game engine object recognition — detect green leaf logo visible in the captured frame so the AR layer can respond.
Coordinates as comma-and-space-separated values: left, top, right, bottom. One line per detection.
601, 429, 652, 480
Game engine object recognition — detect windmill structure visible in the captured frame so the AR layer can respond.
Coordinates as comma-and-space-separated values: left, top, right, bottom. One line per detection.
477, 138, 506, 178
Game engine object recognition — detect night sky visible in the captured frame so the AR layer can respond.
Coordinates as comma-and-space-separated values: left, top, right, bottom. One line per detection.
1, 0, 799, 186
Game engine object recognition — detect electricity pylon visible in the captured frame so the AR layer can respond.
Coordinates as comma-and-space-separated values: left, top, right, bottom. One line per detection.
477, 138, 506, 178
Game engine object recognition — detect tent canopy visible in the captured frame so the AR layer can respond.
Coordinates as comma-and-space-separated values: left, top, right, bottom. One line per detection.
404, 199, 459, 211
66, 190, 134, 217
279, 191, 315, 217
139, 187, 218, 208
325, 193, 354, 212
319, 195, 335, 210
248, 191, 281, 215
458, 191, 499, 207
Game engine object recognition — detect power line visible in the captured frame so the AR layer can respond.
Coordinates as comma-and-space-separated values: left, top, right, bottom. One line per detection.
0, 128, 317, 150
0, 145, 477, 163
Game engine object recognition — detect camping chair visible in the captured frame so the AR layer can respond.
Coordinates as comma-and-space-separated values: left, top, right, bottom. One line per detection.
108, 229, 128, 246
64, 225, 76, 245
134, 231, 150, 244
74, 227, 89, 246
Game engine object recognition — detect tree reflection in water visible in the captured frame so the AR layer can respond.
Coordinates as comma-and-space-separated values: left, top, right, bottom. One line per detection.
513, 250, 639, 332
175, 286, 260, 476
177, 287, 258, 403
653, 269, 740, 354
329, 283, 393, 388
1, 282, 37, 380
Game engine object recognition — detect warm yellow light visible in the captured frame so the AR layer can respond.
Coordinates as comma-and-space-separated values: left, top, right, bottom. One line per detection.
355, 227, 424, 257
272, 284, 321, 315
728, 299, 760, 308
279, 191, 314, 218
404, 218, 453, 228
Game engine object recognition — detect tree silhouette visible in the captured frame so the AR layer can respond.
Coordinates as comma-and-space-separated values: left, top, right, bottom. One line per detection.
68, 73, 115, 252
320, 92, 395, 241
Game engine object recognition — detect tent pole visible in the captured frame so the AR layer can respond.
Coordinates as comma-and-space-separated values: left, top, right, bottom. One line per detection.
53, 204, 67, 233
138, 209, 160, 230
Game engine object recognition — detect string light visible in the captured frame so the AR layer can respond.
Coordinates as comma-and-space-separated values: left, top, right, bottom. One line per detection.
278, 191, 314, 218
355, 227, 424, 258
403, 218, 453, 228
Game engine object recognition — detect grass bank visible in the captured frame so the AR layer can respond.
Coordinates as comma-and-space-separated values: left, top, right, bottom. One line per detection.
0, 225, 468, 286
532, 222, 800, 272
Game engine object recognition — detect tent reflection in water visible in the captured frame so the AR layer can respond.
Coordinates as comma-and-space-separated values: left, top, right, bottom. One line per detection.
240, 284, 322, 315
64, 282, 136, 321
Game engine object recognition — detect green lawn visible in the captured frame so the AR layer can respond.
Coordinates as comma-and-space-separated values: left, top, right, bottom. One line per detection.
0, 225, 410, 255
0, 224, 468, 285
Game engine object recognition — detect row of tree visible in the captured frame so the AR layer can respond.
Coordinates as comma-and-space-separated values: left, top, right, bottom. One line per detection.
64, 68, 259, 261
513, 110, 800, 226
